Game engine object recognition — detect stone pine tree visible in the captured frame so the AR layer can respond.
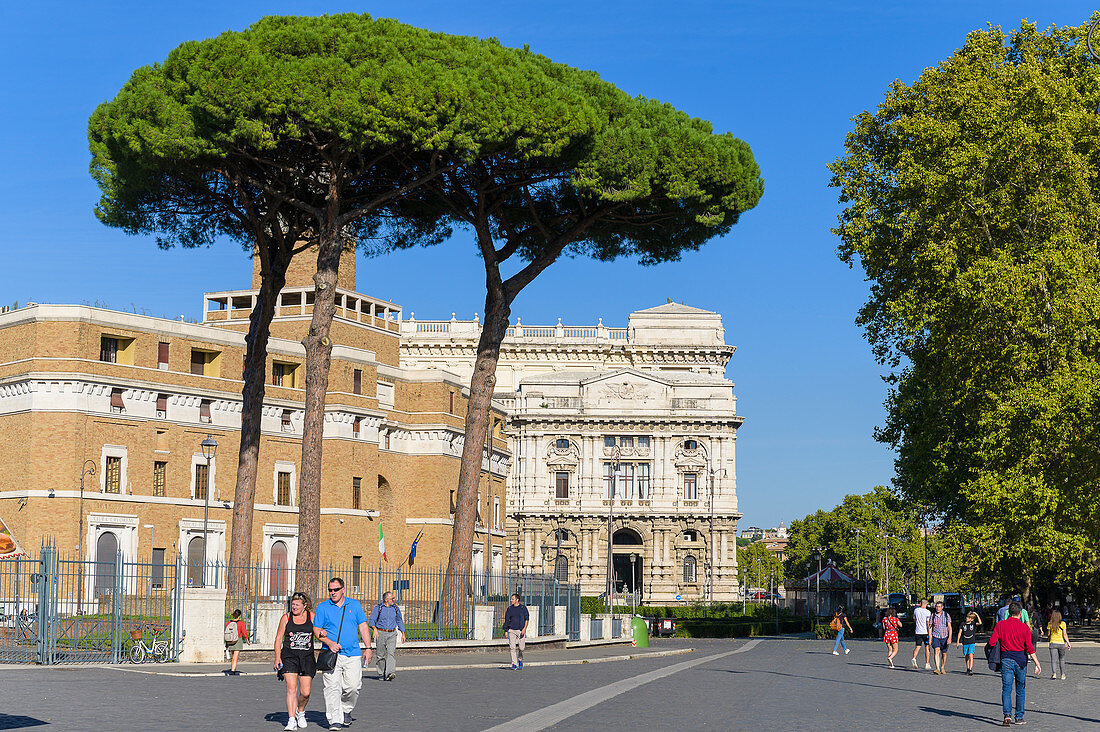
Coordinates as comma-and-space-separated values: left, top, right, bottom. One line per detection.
397, 78, 764, 618
829, 21, 1100, 600
90, 14, 635, 590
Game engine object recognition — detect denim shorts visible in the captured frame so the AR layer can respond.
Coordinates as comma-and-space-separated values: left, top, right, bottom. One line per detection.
931, 636, 949, 650
962, 643, 976, 656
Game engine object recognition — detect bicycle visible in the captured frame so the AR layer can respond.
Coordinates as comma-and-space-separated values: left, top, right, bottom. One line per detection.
129, 626, 171, 663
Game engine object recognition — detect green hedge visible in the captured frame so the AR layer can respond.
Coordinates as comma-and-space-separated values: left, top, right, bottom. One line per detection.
674, 617, 812, 638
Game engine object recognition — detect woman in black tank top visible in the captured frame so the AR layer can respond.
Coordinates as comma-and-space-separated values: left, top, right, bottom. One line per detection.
274, 593, 316, 731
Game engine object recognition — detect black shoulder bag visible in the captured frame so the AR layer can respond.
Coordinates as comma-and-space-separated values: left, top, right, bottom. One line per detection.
316, 602, 347, 672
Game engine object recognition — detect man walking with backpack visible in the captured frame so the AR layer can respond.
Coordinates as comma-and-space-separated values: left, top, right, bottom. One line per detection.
369, 592, 406, 681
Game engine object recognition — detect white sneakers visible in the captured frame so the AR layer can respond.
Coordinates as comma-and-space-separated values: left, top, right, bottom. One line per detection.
832, 650, 840, 655
911, 658, 918, 668
296, 711, 307, 728
284, 722, 298, 731
845, 648, 850, 655
925, 663, 932, 670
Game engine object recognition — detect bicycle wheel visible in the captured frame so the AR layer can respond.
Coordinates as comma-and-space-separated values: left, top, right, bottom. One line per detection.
129, 643, 146, 664
153, 642, 171, 663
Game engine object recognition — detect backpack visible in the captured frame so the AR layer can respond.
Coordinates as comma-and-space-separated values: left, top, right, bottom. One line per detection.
224, 620, 239, 643
829, 617, 841, 631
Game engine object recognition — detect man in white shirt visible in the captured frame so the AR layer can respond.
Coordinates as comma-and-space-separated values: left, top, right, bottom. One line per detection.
911, 598, 932, 670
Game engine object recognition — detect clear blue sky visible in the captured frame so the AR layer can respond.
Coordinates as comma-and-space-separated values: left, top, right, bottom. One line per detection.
1, 1, 1093, 529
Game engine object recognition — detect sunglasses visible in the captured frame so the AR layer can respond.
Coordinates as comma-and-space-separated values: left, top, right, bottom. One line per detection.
329, 587, 343, 593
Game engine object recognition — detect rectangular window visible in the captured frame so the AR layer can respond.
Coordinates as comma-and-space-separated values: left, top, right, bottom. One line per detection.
603, 462, 616, 498
276, 471, 291, 506
199, 399, 212, 423
353, 369, 362, 395
684, 472, 698, 501
100, 336, 119, 363
156, 394, 167, 419
637, 463, 651, 499
620, 463, 635, 499
157, 342, 169, 370
281, 409, 293, 432
190, 349, 220, 377
151, 548, 166, 588
272, 362, 285, 387
155, 429, 169, 452
105, 456, 122, 493
555, 471, 569, 499
476, 491, 482, 525
448, 391, 454, 414
153, 461, 166, 497
449, 489, 456, 517
352, 477, 361, 510
494, 497, 501, 529
272, 362, 297, 388
352, 556, 362, 592
194, 462, 209, 500
604, 436, 616, 448
110, 388, 125, 413
619, 436, 634, 448
352, 416, 362, 438
638, 436, 650, 448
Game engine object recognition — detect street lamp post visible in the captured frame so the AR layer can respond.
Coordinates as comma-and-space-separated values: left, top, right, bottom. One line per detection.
863, 560, 871, 621
75, 459, 97, 614
605, 446, 621, 616
629, 552, 638, 616
200, 434, 218, 588
706, 466, 727, 603
805, 561, 812, 621
813, 548, 822, 618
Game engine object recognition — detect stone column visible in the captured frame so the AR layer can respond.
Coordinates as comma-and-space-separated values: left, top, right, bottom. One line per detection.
178, 587, 228, 663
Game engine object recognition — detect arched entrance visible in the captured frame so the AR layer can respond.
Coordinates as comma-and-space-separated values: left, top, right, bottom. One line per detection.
612, 529, 644, 597
93, 531, 118, 597
269, 540, 288, 597
187, 536, 205, 588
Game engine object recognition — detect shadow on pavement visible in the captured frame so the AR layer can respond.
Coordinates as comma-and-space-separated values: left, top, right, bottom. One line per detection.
918, 707, 1005, 726
0, 715, 49, 730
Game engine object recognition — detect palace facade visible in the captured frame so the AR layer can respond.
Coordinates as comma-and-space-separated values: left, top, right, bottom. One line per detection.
399, 303, 744, 602
0, 249, 508, 605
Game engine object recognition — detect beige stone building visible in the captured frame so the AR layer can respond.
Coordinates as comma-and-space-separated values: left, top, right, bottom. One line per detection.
399, 303, 744, 603
0, 251, 508, 605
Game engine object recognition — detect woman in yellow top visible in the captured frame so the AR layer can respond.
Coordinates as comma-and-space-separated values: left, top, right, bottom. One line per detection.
1047, 609, 1071, 680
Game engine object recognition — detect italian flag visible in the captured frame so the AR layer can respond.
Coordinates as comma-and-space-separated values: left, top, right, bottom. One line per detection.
378, 523, 387, 561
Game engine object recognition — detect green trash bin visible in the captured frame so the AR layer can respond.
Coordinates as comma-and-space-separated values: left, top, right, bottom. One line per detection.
631, 616, 650, 648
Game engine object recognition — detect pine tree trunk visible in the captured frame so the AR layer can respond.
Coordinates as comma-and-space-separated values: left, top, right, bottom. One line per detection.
228, 247, 288, 598
442, 288, 511, 623
295, 217, 344, 596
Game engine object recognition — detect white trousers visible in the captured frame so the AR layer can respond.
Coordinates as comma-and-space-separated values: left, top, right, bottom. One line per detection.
322, 654, 362, 726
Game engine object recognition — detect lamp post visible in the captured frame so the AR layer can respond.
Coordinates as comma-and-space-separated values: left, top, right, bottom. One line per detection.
863, 560, 871, 621
706, 466, 727, 603
200, 434, 218, 588
922, 515, 929, 598
813, 548, 822, 618
605, 446, 621, 615
805, 561, 812, 620
629, 552, 638, 616
75, 459, 97, 614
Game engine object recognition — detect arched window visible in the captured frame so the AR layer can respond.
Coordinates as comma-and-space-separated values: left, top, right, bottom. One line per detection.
186, 535, 205, 588
93, 531, 118, 597
269, 540, 288, 597
613, 528, 643, 545
555, 438, 570, 450
683, 556, 697, 584
554, 554, 569, 582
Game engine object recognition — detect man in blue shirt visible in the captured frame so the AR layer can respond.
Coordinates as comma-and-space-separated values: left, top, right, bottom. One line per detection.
313, 577, 371, 730
369, 591, 406, 681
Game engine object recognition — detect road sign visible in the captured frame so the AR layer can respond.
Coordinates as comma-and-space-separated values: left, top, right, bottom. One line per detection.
675, 594, 681, 601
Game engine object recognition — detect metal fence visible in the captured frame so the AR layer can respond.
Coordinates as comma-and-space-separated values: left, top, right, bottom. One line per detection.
0, 542, 183, 665
202, 560, 581, 643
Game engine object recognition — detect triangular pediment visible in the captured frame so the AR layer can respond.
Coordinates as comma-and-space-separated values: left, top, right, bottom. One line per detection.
581, 369, 670, 407
580, 368, 672, 388
632, 302, 716, 315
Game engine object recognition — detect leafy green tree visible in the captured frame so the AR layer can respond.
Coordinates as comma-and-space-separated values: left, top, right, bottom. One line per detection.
829, 21, 1100, 602
403, 79, 763, 613
90, 14, 612, 587
737, 541, 784, 591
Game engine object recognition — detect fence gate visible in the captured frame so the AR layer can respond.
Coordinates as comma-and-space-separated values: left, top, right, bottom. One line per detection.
0, 542, 183, 664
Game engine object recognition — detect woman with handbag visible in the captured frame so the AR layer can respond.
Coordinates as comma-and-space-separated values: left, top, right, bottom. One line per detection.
274, 593, 316, 731
831, 606, 854, 656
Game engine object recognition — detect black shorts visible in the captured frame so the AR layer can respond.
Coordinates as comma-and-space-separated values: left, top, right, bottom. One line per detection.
915, 635, 929, 646
282, 649, 316, 678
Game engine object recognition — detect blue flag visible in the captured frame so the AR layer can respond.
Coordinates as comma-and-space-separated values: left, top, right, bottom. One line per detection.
409, 529, 424, 562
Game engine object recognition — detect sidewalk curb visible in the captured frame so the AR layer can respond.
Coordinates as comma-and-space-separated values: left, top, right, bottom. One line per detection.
98, 647, 697, 677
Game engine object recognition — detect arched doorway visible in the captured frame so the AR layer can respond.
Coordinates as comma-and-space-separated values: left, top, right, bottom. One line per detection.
612, 529, 644, 597
187, 536, 205, 588
554, 554, 569, 583
269, 541, 288, 597
93, 531, 118, 597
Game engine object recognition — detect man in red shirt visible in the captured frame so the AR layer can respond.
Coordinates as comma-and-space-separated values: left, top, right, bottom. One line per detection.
988, 602, 1041, 726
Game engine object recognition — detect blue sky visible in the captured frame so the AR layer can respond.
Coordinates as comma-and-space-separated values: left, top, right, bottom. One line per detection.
1, 1, 1093, 529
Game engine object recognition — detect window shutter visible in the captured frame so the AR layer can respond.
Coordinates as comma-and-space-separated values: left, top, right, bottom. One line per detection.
156, 394, 167, 412
158, 342, 169, 365
110, 388, 125, 409
353, 369, 362, 394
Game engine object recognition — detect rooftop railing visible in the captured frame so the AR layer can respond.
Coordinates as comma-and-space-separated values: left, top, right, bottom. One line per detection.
401, 315, 628, 342
204, 287, 402, 332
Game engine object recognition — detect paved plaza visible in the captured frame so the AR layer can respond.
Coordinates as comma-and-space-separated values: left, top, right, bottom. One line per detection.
1, 638, 1098, 731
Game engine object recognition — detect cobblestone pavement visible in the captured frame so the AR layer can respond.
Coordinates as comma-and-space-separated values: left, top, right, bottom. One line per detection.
0, 638, 1097, 731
